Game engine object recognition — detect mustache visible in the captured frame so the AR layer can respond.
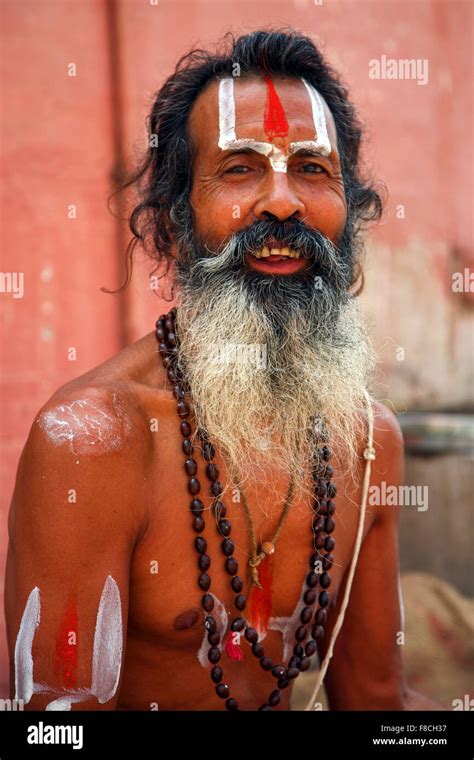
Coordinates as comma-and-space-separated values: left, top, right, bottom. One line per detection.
233, 218, 337, 261
187, 218, 353, 291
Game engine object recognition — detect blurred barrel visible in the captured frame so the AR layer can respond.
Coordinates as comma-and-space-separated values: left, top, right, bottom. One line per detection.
398, 412, 474, 596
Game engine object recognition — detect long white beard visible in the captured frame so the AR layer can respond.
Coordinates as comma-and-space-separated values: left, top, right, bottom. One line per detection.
174, 259, 375, 500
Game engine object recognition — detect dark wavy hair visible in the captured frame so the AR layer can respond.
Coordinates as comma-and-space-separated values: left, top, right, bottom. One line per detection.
112, 28, 384, 295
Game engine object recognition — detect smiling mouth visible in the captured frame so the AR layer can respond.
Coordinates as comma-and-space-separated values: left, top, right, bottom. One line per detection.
244, 249, 309, 274
249, 246, 301, 260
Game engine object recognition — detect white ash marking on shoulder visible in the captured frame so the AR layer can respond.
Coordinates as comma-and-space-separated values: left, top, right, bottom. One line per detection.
37, 392, 132, 455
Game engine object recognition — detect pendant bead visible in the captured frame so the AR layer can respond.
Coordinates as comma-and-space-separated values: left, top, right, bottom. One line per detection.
206, 463, 219, 480
221, 538, 234, 556
235, 594, 246, 610
216, 684, 230, 699
218, 519, 231, 536
211, 665, 223, 683
198, 573, 211, 591
269, 690, 281, 706
177, 400, 189, 417
188, 477, 200, 495
231, 576, 244, 593
315, 608, 327, 625
300, 606, 313, 624
182, 439, 193, 455
208, 647, 221, 664
295, 625, 308, 642
213, 500, 226, 518
312, 624, 325, 640
193, 516, 205, 532
319, 591, 330, 607
190, 498, 204, 515
225, 557, 238, 575
231, 617, 245, 632
180, 421, 191, 437
245, 627, 259, 644
202, 594, 214, 611
320, 572, 332, 589
252, 642, 264, 658
195, 536, 207, 554
185, 458, 198, 475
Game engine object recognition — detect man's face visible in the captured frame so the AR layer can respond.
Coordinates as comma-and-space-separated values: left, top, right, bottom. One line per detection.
187, 75, 347, 276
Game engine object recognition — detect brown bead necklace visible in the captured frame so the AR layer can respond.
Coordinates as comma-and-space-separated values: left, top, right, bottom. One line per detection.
155, 307, 338, 711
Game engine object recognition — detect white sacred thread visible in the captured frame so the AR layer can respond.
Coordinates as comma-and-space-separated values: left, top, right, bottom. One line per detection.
303, 389, 374, 710
397, 571, 406, 633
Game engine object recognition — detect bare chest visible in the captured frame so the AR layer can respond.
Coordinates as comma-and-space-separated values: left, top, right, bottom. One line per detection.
126, 402, 371, 665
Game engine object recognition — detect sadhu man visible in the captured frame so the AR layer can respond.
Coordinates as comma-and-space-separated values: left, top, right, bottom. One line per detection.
5, 30, 444, 711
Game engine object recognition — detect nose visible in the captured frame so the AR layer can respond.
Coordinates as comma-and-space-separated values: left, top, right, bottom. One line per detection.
253, 171, 306, 222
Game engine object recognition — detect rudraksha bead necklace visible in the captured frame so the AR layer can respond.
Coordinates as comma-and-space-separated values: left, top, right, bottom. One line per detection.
155, 307, 338, 711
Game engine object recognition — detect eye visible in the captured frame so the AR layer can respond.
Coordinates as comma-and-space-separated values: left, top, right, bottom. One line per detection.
300, 163, 326, 174
225, 164, 252, 174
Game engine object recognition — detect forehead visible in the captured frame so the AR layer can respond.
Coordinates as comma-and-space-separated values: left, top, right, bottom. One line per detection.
188, 75, 340, 157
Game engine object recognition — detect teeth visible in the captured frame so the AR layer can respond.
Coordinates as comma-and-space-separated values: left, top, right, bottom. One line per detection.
252, 247, 300, 259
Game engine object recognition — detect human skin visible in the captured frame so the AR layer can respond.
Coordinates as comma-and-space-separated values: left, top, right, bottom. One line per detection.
5, 77, 445, 711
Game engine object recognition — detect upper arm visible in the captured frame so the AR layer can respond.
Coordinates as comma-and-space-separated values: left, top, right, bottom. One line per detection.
4, 388, 148, 710
320, 401, 407, 710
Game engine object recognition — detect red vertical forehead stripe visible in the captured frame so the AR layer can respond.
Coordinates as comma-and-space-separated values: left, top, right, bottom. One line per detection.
54, 596, 78, 689
263, 76, 289, 141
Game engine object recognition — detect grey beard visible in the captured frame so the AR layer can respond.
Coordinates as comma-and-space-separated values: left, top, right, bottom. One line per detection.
172, 224, 375, 498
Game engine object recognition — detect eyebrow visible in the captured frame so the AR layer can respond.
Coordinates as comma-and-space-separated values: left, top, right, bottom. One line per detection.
216, 145, 335, 161
290, 147, 330, 158
219, 147, 260, 156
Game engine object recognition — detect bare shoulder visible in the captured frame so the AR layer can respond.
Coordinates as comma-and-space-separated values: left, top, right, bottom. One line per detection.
30, 344, 153, 461
30, 331, 163, 454
371, 398, 404, 452
10, 333, 164, 536
365, 398, 405, 526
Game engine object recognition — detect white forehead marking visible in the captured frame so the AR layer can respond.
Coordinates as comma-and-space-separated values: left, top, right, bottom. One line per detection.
300, 79, 331, 156
217, 76, 331, 173
218, 77, 237, 147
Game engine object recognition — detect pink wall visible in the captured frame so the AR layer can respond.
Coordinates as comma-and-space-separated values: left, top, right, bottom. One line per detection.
1, 0, 472, 695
